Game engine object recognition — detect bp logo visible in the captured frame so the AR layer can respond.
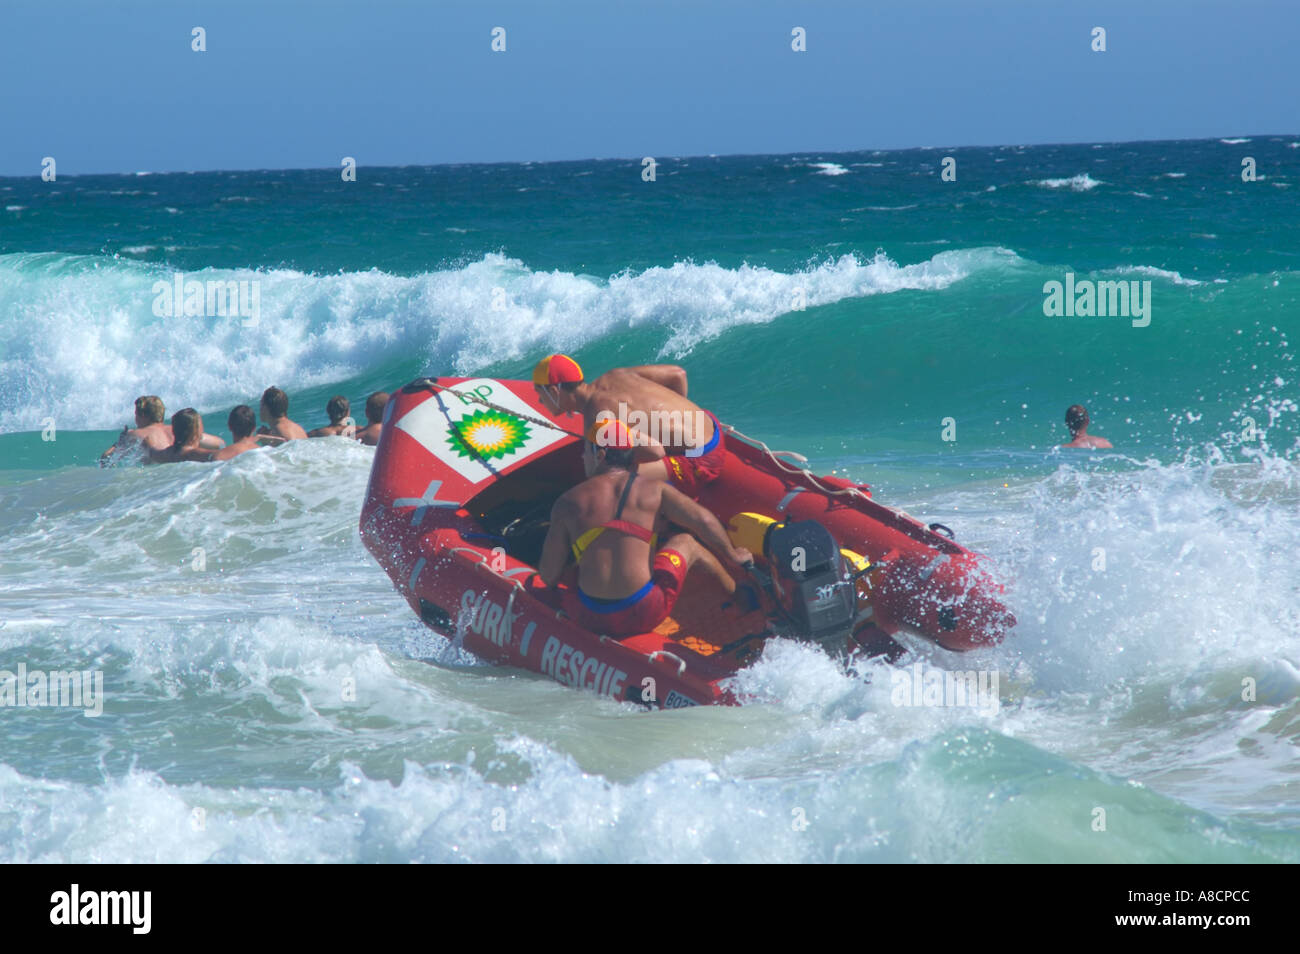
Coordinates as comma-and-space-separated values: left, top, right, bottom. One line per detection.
447, 408, 532, 461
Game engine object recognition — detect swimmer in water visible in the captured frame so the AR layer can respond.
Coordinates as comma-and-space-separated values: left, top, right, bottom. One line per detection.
1061, 404, 1113, 449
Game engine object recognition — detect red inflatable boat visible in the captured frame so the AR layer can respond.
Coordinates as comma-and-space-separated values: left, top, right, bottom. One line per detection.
360, 377, 1015, 708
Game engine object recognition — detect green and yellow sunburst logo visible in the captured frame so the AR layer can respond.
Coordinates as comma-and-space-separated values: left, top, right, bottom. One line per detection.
447, 408, 531, 461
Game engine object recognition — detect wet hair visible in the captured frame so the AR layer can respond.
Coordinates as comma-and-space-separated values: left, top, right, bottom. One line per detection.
591, 442, 636, 470
1065, 404, 1090, 433
364, 391, 389, 424
261, 386, 289, 418
228, 404, 256, 439
135, 395, 165, 424
172, 408, 202, 446
326, 395, 350, 425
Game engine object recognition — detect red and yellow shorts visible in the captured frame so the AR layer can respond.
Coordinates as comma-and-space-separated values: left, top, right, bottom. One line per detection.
664, 411, 725, 497
568, 549, 689, 636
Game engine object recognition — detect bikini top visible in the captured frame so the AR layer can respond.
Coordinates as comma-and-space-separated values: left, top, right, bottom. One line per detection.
570, 471, 658, 563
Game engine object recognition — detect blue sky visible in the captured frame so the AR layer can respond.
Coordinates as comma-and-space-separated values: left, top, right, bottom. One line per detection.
1, 0, 1295, 176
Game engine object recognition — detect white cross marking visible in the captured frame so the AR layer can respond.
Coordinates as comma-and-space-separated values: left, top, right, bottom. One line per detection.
392, 479, 461, 527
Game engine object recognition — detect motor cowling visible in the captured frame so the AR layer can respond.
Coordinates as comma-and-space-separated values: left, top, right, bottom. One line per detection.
764, 519, 858, 650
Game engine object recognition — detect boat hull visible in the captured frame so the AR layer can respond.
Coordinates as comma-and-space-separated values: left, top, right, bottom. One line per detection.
360, 377, 1014, 707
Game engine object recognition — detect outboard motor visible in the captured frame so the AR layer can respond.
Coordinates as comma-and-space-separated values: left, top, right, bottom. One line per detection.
763, 519, 858, 652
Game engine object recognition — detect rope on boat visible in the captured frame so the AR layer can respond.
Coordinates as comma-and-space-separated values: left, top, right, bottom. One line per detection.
720, 423, 872, 502
720, 423, 935, 534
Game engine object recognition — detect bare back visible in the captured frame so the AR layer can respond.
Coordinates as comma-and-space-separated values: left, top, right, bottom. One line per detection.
559, 469, 664, 598
212, 437, 261, 461
130, 422, 174, 451
1062, 434, 1113, 449
150, 443, 213, 464
260, 417, 309, 441
582, 369, 712, 455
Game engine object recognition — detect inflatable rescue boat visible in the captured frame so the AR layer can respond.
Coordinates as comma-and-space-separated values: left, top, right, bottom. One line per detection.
360, 377, 1015, 708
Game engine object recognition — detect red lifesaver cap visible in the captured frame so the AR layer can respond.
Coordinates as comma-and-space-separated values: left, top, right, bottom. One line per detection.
532, 353, 584, 386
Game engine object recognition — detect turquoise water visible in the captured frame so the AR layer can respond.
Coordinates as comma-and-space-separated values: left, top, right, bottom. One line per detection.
1, 139, 1297, 861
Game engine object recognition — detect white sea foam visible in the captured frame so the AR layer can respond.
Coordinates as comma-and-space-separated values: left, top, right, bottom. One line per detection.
1, 448, 1295, 861
1034, 174, 1102, 191
1108, 264, 1207, 286
0, 247, 1021, 432
809, 162, 849, 176
989, 459, 1300, 693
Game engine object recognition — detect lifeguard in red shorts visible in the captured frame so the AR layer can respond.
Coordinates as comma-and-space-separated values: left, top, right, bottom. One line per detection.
536, 419, 752, 637
531, 353, 727, 497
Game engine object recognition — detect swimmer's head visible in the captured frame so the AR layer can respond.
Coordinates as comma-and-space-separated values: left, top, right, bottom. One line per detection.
364, 391, 389, 424
260, 387, 289, 421
326, 395, 350, 425
172, 408, 202, 446
228, 405, 256, 440
134, 395, 165, 427
587, 417, 636, 449
533, 354, 583, 414
584, 417, 637, 473
1066, 404, 1090, 435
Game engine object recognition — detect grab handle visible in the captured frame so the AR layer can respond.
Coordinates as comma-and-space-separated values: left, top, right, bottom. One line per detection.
647, 650, 687, 677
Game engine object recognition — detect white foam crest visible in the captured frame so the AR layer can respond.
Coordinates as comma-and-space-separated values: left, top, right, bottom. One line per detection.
809, 162, 849, 176
0, 759, 409, 863
1107, 264, 1207, 286
994, 458, 1300, 694
0, 437, 376, 591
612, 247, 1021, 355
0, 748, 840, 862
722, 638, 1010, 749
1034, 174, 1103, 191
4, 720, 1275, 862
0, 248, 1019, 431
